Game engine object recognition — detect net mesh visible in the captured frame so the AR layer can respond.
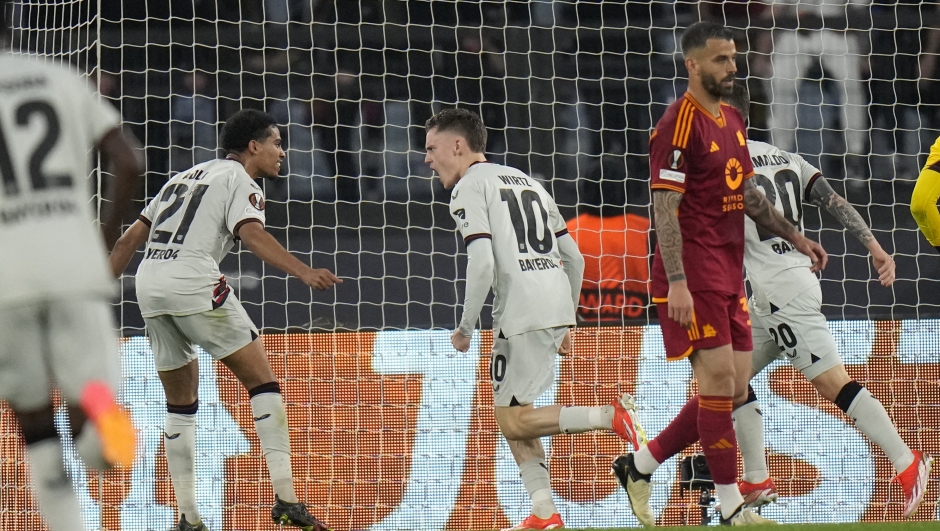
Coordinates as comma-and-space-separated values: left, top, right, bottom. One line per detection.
2, 1, 940, 529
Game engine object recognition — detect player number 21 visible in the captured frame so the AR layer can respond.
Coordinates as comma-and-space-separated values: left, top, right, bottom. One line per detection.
151, 182, 210, 245
499, 188, 553, 255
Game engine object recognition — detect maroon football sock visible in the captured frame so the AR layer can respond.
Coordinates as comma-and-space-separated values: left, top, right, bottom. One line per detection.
648, 395, 700, 463
698, 395, 737, 485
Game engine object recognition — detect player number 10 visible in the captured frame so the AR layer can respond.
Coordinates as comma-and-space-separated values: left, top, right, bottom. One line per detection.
499, 188, 553, 255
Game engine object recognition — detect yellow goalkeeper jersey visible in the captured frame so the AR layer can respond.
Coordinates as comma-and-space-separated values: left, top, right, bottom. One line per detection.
911, 136, 940, 248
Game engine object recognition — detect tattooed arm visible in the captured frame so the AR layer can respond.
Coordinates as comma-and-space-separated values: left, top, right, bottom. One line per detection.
653, 190, 694, 327
809, 176, 895, 286
743, 177, 828, 272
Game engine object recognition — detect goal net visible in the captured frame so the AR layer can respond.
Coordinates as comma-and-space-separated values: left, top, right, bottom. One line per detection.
3, 1, 939, 529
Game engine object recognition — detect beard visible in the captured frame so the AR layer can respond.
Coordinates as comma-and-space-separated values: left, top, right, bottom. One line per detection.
702, 72, 734, 99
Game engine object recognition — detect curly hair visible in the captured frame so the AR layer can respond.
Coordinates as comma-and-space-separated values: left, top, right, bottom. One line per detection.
219, 109, 278, 154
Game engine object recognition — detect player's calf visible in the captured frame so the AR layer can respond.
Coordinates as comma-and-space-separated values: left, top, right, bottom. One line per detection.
18, 407, 84, 531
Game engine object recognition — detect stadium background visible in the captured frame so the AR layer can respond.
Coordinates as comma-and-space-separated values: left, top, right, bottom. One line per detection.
2, 1, 939, 529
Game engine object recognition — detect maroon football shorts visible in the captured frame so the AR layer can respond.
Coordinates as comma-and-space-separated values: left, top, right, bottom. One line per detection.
654, 289, 753, 360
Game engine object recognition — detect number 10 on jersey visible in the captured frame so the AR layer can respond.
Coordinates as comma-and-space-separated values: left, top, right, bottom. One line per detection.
499, 188, 553, 255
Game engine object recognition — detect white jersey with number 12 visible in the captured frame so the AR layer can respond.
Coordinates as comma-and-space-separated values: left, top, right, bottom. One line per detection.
743, 140, 821, 315
449, 162, 575, 337
135, 159, 265, 317
0, 54, 121, 306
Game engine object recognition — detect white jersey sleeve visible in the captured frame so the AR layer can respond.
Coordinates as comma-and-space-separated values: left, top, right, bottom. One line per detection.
743, 140, 822, 314
0, 54, 121, 306
226, 175, 266, 236
140, 194, 160, 224
451, 163, 576, 337
135, 159, 263, 317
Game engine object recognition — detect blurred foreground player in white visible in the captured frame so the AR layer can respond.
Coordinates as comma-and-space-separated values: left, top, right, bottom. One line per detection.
725, 83, 932, 519
425, 108, 647, 531
109, 109, 340, 531
0, 3, 140, 529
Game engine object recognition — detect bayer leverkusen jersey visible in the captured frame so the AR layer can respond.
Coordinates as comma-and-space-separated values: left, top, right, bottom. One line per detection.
449, 162, 576, 337
743, 140, 822, 315
0, 54, 121, 306
135, 159, 265, 317
649, 93, 754, 298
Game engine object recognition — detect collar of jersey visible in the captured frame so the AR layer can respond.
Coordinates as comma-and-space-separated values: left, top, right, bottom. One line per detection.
684, 92, 726, 128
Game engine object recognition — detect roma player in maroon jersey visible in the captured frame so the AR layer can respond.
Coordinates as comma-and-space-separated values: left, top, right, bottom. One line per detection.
611, 21, 827, 526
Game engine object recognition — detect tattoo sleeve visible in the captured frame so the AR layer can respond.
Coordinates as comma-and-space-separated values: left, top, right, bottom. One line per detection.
743, 178, 799, 240
808, 175, 874, 246
652, 190, 686, 282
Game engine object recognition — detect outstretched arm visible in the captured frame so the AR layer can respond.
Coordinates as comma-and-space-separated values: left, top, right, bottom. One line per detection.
743, 178, 828, 272
810, 176, 895, 286
653, 189, 693, 328
239, 222, 341, 290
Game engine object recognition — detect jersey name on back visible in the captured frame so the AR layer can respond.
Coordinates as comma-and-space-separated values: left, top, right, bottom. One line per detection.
135, 159, 265, 317
449, 162, 575, 337
743, 140, 820, 314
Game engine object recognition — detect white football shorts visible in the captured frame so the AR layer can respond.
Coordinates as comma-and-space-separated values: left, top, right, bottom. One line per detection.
750, 284, 841, 381
145, 294, 259, 372
0, 298, 121, 411
490, 326, 568, 407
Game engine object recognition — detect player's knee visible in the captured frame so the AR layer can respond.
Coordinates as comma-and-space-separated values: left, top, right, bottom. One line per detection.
810, 365, 851, 402
497, 419, 523, 441
495, 411, 526, 441
732, 384, 756, 409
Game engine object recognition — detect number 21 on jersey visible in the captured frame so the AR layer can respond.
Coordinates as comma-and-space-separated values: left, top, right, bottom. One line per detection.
151, 169, 209, 246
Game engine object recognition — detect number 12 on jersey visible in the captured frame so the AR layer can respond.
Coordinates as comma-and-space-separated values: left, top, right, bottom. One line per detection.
499, 188, 553, 255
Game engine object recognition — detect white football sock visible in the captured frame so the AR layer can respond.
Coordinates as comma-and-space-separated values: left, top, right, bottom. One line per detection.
732, 400, 769, 483
633, 445, 660, 475
846, 388, 915, 473
251, 391, 298, 503
520, 458, 557, 519
558, 405, 614, 434
164, 412, 200, 524
715, 483, 746, 519
27, 439, 83, 531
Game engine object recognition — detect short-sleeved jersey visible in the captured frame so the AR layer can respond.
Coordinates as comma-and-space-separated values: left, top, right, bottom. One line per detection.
0, 54, 121, 306
743, 140, 822, 315
135, 159, 266, 317
449, 162, 576, 337
566, 212, 650, 321
649, 94, 755, 298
